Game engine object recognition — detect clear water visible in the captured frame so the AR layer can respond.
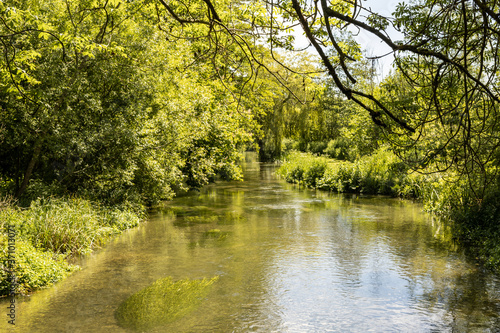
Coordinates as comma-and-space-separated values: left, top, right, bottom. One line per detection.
2, 153, 500, 332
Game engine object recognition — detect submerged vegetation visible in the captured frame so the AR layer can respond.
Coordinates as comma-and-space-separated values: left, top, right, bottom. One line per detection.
115, 276, 218, 331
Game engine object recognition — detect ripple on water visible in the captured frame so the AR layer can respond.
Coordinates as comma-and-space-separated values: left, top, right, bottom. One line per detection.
5, 155, 500, 332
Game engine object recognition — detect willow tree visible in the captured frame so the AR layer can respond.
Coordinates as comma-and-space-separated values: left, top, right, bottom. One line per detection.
158, 0, 500, 198
269, 0, 500, 199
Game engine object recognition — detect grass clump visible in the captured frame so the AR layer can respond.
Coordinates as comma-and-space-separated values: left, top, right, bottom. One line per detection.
115, 276, 218, 331
1, 197, 141, 256
0, 197, 143, 295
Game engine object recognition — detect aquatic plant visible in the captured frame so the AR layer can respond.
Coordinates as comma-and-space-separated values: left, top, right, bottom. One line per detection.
115, 276, 218, 331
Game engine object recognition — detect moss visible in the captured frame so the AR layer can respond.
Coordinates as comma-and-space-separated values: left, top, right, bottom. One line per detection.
115, 276, 218, 331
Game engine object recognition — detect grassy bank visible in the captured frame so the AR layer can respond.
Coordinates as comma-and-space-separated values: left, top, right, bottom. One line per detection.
277, 149, 421, 197
0, 197, 143, 296
277, 149, 500, 272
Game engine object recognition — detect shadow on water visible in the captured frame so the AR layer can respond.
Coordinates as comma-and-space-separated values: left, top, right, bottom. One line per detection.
2, 152, 500, 332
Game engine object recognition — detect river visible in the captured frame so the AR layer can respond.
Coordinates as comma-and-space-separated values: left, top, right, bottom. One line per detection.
2, 153, 500, 332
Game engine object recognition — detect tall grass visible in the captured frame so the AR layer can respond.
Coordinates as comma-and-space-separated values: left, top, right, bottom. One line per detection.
0, 197, 143, 295
1, 197, 141, 256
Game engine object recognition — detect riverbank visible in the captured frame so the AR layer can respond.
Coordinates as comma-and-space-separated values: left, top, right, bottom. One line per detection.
277, 150, 500, 273
276, 149, 424, 198
0, 197, 143, 296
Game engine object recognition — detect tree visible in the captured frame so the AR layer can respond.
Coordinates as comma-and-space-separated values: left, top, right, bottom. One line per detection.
263, 0, 500, 199
0, 0, 255, 204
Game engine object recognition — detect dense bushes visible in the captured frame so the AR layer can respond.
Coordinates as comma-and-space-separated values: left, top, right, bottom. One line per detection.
0, 235, 77, 295
324, 139, 349, 160
0, 197, 142, 295
278, 152, 328, 186
278, 149, 413, 196
281, 137, 369, 162
307, 141, 329, 155
0, 0, 254, 207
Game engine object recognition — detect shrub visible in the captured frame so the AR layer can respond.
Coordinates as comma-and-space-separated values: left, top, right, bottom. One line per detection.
354, 148, 406, 195
304, 159, 328, 187
277, 152, 328, 188
316, 147, 411, 195
282, 138, 299, 153
324, 139, 349, 160
307, 141, 328, 155
0, 235, 77, 295
318, 162, 352, 192
296, 139, 308, 152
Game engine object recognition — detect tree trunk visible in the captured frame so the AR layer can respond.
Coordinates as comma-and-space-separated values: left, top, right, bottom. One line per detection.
15, 137, 43, 198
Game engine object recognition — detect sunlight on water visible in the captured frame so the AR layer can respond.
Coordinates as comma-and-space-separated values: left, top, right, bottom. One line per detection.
2, 153, 500, 332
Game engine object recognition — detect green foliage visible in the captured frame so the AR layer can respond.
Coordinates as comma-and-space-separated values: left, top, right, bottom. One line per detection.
115, 276, 218, 331
282, 138, 300, 153
0, 0, 255, 206
0, 197, 142, 256
278, 80, 381, 162
280, 148, 500, 272
280, 150, 500, 271
304, 159, 328, 188
256, 52, 322, 161
307, 141, 328, 155
0, 235, 77, 295
277, 152, 329, 187
0, 196, 141, 295
423, 180, 500, 272
324, 138, 349, 160
279, 148, 413, 196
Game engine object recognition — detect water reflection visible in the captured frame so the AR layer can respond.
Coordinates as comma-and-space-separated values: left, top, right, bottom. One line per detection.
2, 153, 500, 332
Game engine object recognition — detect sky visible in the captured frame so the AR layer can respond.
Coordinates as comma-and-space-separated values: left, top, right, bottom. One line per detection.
354, 0, 403, 77
291, 0, 403, 78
